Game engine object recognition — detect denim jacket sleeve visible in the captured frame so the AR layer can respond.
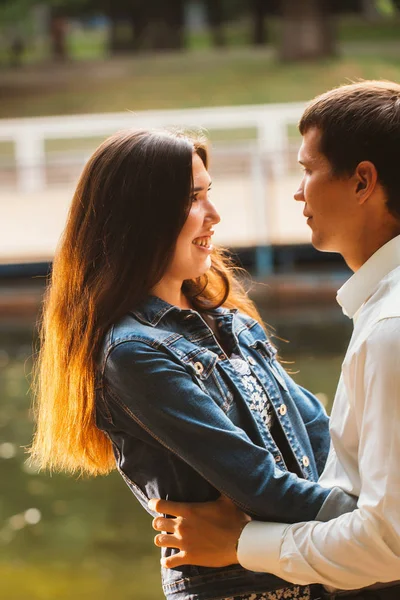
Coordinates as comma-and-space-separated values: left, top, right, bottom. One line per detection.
103, 339, 331, 523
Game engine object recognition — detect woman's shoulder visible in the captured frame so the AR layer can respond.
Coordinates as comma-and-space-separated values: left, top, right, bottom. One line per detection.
98, 312, 174, 371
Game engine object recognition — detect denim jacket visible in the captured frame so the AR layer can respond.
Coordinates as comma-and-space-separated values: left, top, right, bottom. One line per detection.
96, 295, 335, 600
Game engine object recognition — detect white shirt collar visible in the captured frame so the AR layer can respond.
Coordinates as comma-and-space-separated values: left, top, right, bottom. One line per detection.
337, 234, 400, 319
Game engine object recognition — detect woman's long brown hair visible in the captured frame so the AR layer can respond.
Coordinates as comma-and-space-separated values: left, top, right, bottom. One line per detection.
29, 129, 266, 476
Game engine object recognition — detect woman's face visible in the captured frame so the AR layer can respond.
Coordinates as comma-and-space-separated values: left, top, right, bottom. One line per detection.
166, 152, 221, 283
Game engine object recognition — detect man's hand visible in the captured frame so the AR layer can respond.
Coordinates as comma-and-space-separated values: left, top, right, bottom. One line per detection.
148, 495, 251, 569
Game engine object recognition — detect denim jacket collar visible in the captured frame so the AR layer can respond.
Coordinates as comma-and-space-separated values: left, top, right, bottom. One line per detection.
131, 295, 180, 326
131, 294, 232, 327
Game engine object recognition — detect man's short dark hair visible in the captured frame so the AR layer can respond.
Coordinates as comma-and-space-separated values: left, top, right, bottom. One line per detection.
299, 80, 400, 219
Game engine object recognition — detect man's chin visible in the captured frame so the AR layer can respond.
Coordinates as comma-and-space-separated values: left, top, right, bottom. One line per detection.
311, 233, 338, 254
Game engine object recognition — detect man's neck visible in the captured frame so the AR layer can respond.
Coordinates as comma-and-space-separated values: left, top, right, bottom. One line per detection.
344, 228, 400, 272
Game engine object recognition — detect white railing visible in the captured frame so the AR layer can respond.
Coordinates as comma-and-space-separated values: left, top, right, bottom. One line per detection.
0, 102, 305, 194
0, 103, 308, 266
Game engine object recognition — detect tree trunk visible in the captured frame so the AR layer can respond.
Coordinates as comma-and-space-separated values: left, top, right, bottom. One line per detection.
143, 1, 185, 51
362, 0, 380, 21
163, 0, 185, 50
251, 0, 268, 45
49, 15, 68, 61
129, 5, 147, 51
108, 16, 119, 54
204, 0, 225, 47
280, 0, 336, 61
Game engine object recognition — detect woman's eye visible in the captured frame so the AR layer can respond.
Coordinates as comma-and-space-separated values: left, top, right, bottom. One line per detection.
191, 195, 198, 203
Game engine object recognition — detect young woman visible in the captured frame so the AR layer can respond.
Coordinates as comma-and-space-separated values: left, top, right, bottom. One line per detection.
30, 129, 332, 600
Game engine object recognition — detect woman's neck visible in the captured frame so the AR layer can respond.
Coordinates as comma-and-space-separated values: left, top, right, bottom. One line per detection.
150, 278, 192, 310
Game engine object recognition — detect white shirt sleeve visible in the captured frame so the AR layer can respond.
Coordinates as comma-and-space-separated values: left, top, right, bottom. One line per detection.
237, 319, 400, 589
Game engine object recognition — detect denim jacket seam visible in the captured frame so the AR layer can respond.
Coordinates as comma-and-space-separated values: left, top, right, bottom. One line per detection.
242, 318, 259, 331
232, 320, 249, 338
161, 332, 183, 347
130, 304, 177, 327
150, 304, 178, 326
104, 333, 193, 368
161, 342, 219, 380
186, 331, 215, 345
104, 430, 149, 504
99, 325, 115, 375
96, 382, 114, 425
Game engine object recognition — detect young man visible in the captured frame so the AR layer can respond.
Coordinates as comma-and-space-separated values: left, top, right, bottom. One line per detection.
150, 81, 400, 599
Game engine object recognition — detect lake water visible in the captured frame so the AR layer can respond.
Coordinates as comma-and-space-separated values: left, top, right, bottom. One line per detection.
0, 301, 352, 600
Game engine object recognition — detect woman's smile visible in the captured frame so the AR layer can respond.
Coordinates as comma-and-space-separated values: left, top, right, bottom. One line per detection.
192, 236, 213, 251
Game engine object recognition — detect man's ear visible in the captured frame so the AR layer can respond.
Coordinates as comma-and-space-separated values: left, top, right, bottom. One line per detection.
354, 161, 378, 204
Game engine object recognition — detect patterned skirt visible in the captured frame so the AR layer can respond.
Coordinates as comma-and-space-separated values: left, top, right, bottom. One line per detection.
223, 585, 311, 600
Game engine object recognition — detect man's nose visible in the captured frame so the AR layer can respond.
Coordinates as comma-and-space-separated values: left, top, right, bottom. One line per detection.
294, 185, 305, 202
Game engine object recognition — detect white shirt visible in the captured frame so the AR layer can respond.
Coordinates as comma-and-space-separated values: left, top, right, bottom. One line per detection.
237, 234, 400, 590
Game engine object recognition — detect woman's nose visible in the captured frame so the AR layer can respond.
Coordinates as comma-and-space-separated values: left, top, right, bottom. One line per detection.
208, 202, 221, 225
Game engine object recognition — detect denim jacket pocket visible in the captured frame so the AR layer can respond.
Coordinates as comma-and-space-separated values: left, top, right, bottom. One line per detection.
168, 345, 234, 414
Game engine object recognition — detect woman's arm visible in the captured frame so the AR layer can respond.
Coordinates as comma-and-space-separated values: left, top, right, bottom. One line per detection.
104, 339, 331, 523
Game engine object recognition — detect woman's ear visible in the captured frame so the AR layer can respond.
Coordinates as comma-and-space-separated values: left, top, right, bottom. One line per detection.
354, 161, 378, 204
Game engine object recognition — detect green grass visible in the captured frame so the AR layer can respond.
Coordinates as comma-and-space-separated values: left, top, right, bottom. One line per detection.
339, 15, 400, 41
2, 46, 400, 120
0, 559, 164, 600
1, 16, 400, 121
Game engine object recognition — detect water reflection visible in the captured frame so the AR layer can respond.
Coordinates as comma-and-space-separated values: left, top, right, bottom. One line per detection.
0, 306, 351, 600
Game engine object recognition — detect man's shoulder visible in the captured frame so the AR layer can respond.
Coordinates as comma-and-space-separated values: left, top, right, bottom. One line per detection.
377, 265, 400, 322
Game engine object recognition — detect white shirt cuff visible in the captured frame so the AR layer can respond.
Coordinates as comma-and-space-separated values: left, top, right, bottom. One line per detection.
237, 520, 289, 574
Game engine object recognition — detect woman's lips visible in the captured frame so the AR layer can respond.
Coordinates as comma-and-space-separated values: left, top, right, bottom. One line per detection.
192, 238, 213, 252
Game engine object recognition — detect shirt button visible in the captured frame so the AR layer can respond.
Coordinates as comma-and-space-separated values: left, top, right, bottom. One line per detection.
247, 356, 256, 366
194, 361, 204, 374
279, 404, 287, 416
302, 455, 310, 468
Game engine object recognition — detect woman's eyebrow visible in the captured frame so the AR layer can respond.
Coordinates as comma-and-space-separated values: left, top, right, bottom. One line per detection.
193, 181, 212, 192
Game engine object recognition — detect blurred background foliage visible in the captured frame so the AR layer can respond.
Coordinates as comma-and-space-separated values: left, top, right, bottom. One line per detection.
1, 1, 400, 118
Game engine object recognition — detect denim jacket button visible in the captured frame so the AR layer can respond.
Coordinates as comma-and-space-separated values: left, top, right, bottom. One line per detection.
247, 356, 256, 366
194, 361, 204, 374
275, 455, 282, 463
279, 404, 287, 416
218, 354, 226, 361
302, 455, 310, 468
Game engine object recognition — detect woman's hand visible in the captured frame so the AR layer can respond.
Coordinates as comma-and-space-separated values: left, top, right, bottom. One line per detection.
149, 495, 251, 569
